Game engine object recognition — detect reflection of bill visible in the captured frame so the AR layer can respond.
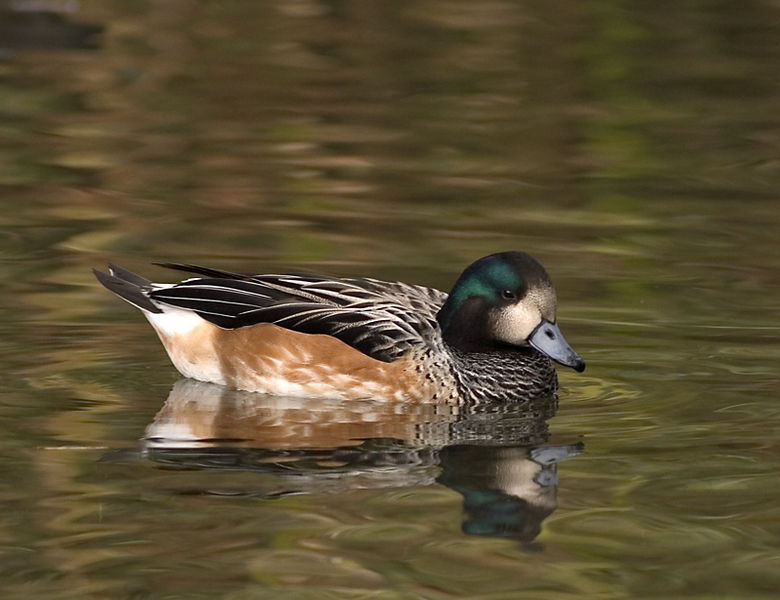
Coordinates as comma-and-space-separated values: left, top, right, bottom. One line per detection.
142, 378, 582, 545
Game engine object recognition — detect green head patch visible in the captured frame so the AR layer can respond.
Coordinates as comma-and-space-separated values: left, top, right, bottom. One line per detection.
437, 254, 526, 330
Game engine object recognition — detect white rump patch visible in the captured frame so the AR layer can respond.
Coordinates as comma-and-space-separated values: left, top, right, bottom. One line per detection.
145, 306, 205, 336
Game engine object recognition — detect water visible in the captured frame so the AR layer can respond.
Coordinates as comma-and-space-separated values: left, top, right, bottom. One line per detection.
1, 1, 779, 598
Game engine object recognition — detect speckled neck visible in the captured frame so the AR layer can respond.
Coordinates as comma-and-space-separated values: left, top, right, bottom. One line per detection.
446, 347, 558, 403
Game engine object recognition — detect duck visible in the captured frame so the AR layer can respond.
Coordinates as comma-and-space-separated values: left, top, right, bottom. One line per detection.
94, 251, 585, 402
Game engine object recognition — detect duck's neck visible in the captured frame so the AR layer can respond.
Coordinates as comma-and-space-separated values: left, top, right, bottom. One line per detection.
437, 296, 499, 352
445, 346, 558, 403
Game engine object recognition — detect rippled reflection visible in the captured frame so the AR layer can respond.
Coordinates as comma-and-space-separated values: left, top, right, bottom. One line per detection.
139, 379, 583, 545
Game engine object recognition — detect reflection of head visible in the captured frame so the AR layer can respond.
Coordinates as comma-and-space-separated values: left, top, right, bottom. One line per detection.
437, 445, 565, 546
459, 488, 550, 546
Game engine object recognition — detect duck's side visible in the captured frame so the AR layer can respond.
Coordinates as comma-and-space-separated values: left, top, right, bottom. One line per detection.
147, 314, 455, 401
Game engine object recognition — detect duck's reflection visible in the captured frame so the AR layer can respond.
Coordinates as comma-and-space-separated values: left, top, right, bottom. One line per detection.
141, 379, 583, 545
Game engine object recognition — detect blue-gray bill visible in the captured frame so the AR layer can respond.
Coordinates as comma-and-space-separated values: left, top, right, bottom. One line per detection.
528, 320, 585, 372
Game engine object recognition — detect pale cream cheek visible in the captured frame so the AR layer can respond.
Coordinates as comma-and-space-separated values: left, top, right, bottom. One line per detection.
493, 303, 543, 345
526, 286, 557, 323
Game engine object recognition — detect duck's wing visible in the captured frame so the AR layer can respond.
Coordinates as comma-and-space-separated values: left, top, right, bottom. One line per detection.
343, 277, 449, 323
148, 266, 447, 363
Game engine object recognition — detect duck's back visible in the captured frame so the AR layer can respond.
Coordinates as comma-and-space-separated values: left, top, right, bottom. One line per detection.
148, 264, 448, 363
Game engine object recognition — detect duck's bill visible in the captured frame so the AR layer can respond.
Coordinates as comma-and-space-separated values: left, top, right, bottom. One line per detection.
528, 320, 586, 372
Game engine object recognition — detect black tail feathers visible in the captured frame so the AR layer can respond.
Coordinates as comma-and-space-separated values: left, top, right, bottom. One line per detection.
93, 265, 163, 314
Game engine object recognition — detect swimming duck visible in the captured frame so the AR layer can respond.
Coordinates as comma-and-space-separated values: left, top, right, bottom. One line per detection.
94, 251, 584, 402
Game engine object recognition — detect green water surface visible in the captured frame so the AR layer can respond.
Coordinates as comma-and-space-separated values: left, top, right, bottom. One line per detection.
1, 2, 779, 599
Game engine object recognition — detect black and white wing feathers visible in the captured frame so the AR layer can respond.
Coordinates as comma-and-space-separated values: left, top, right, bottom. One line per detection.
148, 266, 447, 363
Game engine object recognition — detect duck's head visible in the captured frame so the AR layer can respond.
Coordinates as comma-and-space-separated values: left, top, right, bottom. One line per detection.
437, 251, 585, 372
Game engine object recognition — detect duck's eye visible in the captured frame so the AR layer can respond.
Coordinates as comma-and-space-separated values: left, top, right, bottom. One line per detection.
501, 289, 516, 300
